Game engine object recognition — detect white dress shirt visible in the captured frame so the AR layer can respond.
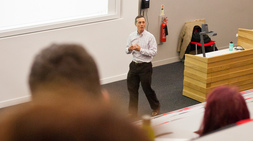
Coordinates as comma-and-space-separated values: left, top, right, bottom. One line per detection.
126, 30, 157, 63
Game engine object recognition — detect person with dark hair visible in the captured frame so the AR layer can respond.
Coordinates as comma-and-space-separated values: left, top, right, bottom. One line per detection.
28, 43, 106, 100
126, 15, 160, 118
0, 97, 150, 141
197, 85, 250, 136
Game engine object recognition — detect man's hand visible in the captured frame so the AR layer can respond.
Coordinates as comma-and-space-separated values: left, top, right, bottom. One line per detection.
134, 44, 141, 51
128, 44, 141, 51
128, 45, 134, 51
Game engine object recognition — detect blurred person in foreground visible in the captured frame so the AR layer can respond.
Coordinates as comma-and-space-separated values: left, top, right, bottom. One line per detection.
28, 43, 109, 101
0, 97, 150, 141
197, 85, 250, 136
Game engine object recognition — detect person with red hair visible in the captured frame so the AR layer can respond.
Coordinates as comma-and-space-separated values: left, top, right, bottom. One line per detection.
197, 85, 250, 136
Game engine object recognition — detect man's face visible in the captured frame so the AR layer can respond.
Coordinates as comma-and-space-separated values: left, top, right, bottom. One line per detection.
135, 17, 145, 33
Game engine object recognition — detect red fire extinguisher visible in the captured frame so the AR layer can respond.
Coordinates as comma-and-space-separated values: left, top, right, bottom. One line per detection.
160, 17, 168, 42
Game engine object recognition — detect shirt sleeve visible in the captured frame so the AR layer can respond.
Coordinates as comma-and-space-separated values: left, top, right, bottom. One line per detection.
126, 35, 132, 54
139, 35, 157, 57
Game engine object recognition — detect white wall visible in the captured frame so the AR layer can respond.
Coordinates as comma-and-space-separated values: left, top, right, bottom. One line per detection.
1, 0, 253, 108
0, 0, 138, 108
140, 0, 253, 63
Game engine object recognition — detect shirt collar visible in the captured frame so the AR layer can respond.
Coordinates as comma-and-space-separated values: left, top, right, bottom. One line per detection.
136, 30, 146, 36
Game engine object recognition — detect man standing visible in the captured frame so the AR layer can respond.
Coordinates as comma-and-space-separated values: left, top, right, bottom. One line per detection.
126, 15, 160, 118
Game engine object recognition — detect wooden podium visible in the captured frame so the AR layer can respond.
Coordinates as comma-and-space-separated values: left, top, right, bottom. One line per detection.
183, 28, 253, 102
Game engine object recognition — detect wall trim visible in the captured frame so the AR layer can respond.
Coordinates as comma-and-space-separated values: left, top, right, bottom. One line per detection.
0, 57, 180, 108
101, 73, 127, 85
0, 96, 31, 109
152, 57, 180, 67
101, 57, 180, 84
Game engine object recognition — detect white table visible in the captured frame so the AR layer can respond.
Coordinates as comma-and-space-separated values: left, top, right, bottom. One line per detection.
136, 89, 253, 141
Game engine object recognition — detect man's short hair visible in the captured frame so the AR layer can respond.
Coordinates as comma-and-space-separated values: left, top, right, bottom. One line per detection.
135, 15, 145, 23
28, 43, 101, 97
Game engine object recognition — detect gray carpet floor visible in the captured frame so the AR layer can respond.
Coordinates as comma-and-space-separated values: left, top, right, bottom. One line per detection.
102, 61, 200, 118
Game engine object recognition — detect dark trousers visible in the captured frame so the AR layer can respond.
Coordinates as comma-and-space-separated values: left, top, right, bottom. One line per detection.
127, 61, 160, 116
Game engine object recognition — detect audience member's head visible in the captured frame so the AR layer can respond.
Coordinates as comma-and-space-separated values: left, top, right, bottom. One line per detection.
198, 85, 250, 136
0, 98, 149, 141
28, 43, 103, 99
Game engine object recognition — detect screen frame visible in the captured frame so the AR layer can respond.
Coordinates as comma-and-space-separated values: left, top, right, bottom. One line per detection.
0, 0, 121, 38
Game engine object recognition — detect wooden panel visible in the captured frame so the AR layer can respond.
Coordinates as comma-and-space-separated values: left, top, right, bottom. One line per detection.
184, 76, 207, 88
183, 29, 253, 102
183, 86, 206, 97
183, 89, 206, 102
207, 48, 253, 63
185, 63, 253, 84
184, 60, 208, 73
208, 54, 253, 69
185, 54, 208, 64
229, 73, 253, 83
207, 76, 253, 88
184, 66, 207, 82
238, 83, 253, 92
185, 56, 208, 70
237, 28, 253, 50
183, 80, 207, 93
210, 67, 253, 83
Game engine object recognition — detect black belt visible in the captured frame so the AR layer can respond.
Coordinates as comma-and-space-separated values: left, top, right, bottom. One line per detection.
132, 61, 151, 65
